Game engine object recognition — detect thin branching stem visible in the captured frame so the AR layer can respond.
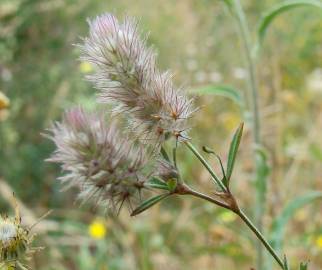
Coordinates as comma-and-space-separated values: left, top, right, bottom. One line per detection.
182, 185, 231, 210
237, 210, 284, 269
181, 184, 284, 270
231, 0, 260, 144
173, 140, 178, 168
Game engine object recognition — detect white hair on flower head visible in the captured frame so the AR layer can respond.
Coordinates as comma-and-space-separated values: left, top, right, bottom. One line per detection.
46, 107, 149, 212
80, 13, 196, 148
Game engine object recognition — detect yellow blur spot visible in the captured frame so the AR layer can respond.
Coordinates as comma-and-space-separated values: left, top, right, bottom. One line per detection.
0, 91, 10, 110
281, 90, 297, 106
79, 62, 93, 73
316, 235, 322, 249
221, 112, 240, 132
226, 245, 240, 256
88, 219, 107, 239
294, 208, 307, 222
218, 211, 237, 223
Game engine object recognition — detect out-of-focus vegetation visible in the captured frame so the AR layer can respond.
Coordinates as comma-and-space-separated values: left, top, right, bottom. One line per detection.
0, 0, 321, 269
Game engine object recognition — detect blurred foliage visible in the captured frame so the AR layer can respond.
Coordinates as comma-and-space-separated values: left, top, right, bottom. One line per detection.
0, 0, 321, 269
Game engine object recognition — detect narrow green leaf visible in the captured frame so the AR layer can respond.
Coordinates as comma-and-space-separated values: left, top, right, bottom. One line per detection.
257, 0, 322, 46
167, 178, 177, 192
131, 194, 169, 216
226, 123, 244, 182
270, 191, 322, 252
160, 147, 170, 162
189, 85, 243, 106
300, 262, 308, 270
217, 160, 228, 188
146, 177, 169, 191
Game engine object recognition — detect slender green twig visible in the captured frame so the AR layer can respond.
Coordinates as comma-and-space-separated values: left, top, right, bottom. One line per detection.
184, 141, 227, 192
182, 184, 231, 210
237, 209, 284, 269
185, 3, 281, 267
173, 140, 178, 168
231, 0, 260, 144
181, 184, 284, 269
183, 139, 283, 268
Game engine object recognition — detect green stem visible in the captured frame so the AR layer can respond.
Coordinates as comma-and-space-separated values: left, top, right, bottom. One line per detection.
184, 141, 227, 192
173, 141, 178, 168
237, 209, 284, 269
183, 184, 231, 210
232, 0, 260, 144
182, 184, 284, 270
231, 1, 265, 268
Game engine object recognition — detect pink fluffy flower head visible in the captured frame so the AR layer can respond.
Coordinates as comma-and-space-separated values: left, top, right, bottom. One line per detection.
81, 13, 195, 148
46, 107, 148, 212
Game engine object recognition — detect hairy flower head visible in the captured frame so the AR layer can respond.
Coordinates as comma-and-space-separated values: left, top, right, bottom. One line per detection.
46, 107, 149, 212
80, 13, 195, 147
0, 203, 36, 269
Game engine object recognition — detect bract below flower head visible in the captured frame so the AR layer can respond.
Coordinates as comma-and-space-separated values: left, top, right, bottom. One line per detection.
156, 159, 179, 181
46, 107, 149, 212
81, 13, 196, 148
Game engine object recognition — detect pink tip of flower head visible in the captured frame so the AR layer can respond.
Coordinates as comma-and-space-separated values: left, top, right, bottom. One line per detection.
64, 107, 88, 130
46, 107, 149, 212
80, 13, 196, 149
89, 13, 118, 35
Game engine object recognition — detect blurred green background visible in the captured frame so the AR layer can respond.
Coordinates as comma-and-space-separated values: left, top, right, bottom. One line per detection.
0, 0, 321, 269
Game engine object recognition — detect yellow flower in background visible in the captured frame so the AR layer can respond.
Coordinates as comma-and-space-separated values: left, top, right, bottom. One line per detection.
0, 91, 10, 110
79, 61, 93, 73
316, 235, 322, 249
88, 219, 107, 239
